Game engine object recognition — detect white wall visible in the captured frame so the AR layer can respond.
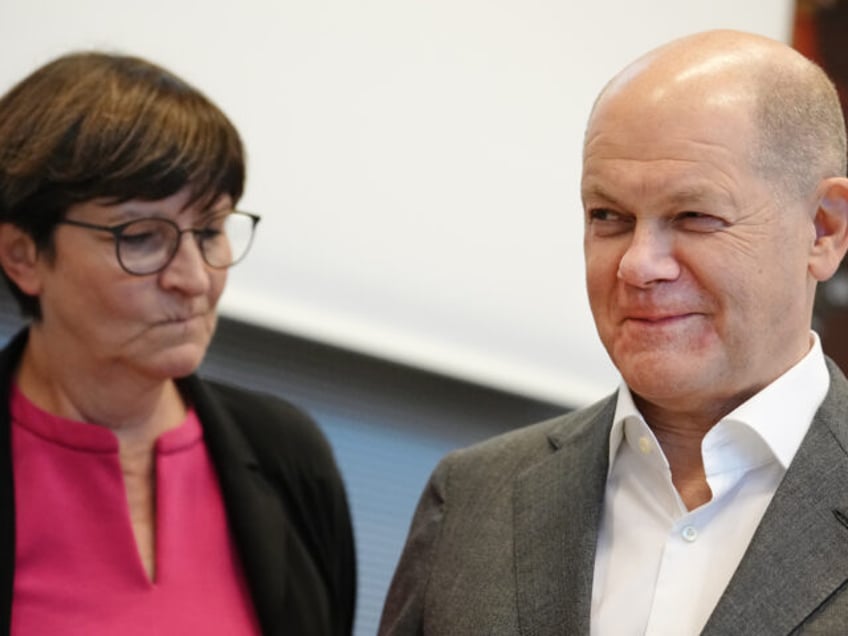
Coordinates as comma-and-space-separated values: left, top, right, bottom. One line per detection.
1, 0, 794, 406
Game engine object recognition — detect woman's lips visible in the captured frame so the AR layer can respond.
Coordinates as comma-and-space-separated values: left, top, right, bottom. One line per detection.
155, 312, 208, 329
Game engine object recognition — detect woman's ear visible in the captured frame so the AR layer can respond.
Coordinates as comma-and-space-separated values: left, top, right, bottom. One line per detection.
0, 223, 42, 296
809, 177, 848, 282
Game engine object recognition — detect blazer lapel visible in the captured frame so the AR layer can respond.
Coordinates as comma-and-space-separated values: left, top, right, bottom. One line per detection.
704, 359, 848, 634
514, 396, 616, 635
0, 331, 28, 635
180, 376, 291, 636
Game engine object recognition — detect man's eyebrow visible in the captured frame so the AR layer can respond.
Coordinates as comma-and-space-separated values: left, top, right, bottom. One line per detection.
583, 182, 733, 208
581, 183, 622, 206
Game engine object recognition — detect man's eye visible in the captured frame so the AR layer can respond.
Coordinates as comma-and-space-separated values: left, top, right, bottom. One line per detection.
675, 211, 727, 232
588, 208, 622, 222
587, 208, 632, 236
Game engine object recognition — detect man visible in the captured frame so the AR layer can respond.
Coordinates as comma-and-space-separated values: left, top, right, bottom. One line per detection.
378, 30, 848, 634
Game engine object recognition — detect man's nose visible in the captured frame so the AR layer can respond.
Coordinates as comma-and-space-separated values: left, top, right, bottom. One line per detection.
616, 224, 680, 288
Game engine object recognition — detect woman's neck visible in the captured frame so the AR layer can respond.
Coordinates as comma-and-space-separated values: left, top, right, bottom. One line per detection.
15, 328, 188, 445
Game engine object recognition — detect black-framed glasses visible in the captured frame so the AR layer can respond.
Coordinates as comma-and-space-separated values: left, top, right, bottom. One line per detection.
57, 211, 261, 276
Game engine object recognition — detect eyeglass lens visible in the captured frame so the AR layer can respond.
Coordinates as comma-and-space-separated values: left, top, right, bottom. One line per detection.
118, 213, 256, 275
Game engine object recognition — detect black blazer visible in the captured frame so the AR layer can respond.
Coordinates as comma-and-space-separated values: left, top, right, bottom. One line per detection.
0, 330, 356, 636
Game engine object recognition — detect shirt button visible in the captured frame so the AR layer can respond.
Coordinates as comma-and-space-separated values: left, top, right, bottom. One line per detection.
638, 436, 652, 454
681, 526, 698, 542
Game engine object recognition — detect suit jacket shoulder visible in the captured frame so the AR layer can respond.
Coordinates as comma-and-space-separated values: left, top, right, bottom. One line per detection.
442, 395, 617, 477
379, 395, 616, 635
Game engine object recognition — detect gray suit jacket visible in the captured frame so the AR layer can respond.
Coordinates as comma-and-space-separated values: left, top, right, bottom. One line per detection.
379, 359, 848, 635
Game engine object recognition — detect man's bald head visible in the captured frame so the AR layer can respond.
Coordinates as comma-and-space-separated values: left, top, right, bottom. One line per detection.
587, 30, 846, 201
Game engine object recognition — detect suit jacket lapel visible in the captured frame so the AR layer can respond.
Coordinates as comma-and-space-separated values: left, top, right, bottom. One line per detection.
179, 375, 291, 636
704, 359, 848, 634
514, 396, 616, 635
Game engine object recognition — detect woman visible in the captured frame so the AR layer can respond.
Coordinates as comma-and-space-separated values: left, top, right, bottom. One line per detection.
0, 52, 355, 635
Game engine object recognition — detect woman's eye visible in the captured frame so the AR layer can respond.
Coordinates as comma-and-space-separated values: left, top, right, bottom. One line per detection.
196, 227, 223, 241
120, 232, 156, 246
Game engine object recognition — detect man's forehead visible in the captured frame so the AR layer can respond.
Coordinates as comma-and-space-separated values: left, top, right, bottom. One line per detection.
583, 55, 761, 178
583, 96, 757, 166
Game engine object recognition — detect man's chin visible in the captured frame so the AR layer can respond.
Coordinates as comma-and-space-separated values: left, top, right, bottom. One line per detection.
617, 355, 710, 401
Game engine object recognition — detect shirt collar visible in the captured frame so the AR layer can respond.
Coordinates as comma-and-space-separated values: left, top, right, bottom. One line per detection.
715, 332, 829, 469
607, 332, 830, 473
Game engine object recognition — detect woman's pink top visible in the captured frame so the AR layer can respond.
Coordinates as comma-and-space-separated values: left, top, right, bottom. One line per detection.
9, 386, 261, 635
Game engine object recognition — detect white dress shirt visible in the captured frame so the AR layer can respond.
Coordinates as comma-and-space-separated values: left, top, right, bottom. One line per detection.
590, 334, 830, 636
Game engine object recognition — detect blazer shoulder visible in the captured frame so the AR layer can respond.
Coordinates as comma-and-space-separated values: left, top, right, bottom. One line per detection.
200, 380, 338, 474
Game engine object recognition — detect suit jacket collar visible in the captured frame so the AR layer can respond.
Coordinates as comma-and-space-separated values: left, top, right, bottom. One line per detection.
513, 395, 617, 635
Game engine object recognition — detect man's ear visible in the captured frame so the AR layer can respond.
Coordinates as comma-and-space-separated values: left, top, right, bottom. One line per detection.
809, 177, 848, 282
0, 223, 42, 296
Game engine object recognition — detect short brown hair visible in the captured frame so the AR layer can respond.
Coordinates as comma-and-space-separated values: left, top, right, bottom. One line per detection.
0, 51, 246, 317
